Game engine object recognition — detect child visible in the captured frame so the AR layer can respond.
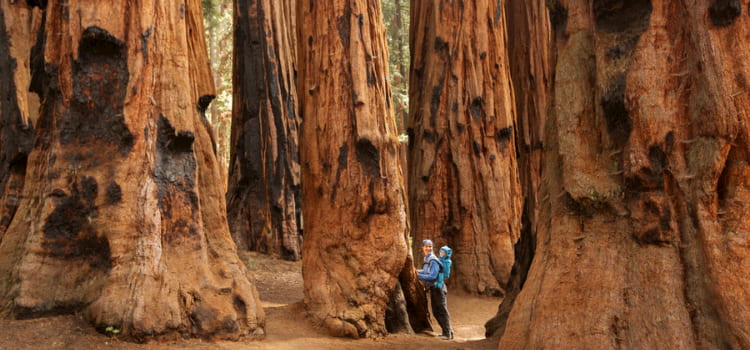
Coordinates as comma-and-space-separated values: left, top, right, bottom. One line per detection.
436, 246, 452, 289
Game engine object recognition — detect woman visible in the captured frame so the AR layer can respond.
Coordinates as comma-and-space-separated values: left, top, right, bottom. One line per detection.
416, 239, 453, 340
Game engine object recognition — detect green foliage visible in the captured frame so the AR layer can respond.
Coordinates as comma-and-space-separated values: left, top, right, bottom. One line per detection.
104, 326, 120, 335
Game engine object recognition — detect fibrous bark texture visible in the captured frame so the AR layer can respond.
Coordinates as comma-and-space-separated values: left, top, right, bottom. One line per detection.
297, 0, 415, 338
408, 0, 522, 295
485, 0, 553, 338
228, 0, 302, 260
499, 1, 750, 348
0, 1, 41, 241
0, 0, 264, 341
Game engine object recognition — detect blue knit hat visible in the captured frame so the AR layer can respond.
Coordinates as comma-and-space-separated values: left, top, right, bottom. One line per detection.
422, 239, 433, 246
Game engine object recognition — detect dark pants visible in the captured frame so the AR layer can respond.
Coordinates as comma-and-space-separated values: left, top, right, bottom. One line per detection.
430, 285, 452, 336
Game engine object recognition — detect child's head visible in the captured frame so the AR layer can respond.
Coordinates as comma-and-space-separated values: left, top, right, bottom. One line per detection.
439, 246, 452, 258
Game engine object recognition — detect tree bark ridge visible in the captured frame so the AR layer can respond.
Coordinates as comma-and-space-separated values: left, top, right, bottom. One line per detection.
0, 1, 42, 242
484, 0, 553, 338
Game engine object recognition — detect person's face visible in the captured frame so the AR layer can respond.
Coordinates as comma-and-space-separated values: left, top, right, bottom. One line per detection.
439, 250, 446, 257
423, 244, 433, 255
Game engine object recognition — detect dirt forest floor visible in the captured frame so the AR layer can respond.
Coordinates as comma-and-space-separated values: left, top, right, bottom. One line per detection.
0, 252, 502, 350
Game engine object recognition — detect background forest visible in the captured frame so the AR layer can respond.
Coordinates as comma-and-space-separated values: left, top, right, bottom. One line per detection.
201, 0, 410, 166
1, 0, 749, 349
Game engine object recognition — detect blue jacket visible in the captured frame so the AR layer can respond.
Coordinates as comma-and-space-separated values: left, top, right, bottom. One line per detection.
417, 253, 442, 287
436, 246, 452, 289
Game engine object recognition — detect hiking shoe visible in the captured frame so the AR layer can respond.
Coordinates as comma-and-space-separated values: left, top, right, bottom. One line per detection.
439, 331, 454, 340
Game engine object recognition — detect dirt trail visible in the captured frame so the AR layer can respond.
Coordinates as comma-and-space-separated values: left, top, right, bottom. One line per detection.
0, 252, 501, 350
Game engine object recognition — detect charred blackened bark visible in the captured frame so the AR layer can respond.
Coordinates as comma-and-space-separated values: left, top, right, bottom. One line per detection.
408, 0, 522, 295
228, 0, 302, 261
395, 251, 432, 333
297, 0, 419, 338
498, 1, 750, 348
0, 1, 42, 241
384, 281, 411, 334
0, 0, 264, 341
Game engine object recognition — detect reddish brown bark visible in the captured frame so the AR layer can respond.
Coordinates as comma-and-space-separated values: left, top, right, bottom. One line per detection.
297, 0, 421, 338
484, 0, 553, 338
0, 0, 264, 340
408, 0, 522, 295
227, 0, 302, 260
498, 1, 750, 348
0, 2, 42, 240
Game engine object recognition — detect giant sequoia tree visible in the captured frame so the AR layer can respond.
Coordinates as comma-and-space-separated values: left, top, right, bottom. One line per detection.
496, 1, 750, 348
0, 0, 264, 340
408, 0, 522, 295
485, 0, 553, 336
297, 0, 428, 338
0, 1, 40, 240
228, 0, 302, 260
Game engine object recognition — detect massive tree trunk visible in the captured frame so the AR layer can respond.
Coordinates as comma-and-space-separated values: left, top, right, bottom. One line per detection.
228, 0, 302, 260
297, 0, 420, 338
498, 1, 750, 348
0, 1, 41, 241
408, 0, 522, 295
485, 0, 553, 337
0, 0, 264, 340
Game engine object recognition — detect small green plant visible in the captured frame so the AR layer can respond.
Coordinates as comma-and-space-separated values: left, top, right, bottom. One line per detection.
245, 258, 257, 270
105, 326, 120, 335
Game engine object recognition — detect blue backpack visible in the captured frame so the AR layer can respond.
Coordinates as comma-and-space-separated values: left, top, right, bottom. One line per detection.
436, 246, 453, 289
